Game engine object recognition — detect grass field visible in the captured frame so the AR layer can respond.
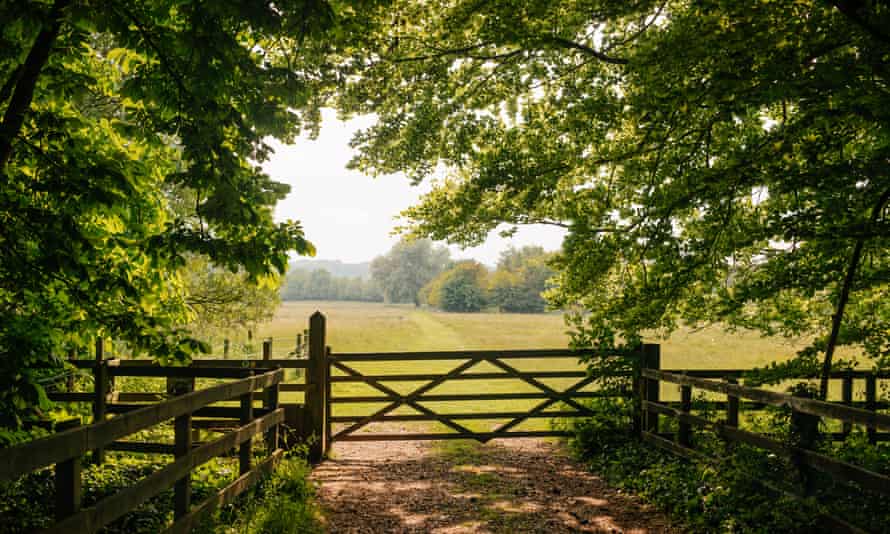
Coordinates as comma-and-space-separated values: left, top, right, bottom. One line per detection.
205, 301, 857, 436
242, 300, 841, 367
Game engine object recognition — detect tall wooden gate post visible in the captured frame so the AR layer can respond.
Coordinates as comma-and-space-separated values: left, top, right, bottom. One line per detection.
306, 312, 328, 462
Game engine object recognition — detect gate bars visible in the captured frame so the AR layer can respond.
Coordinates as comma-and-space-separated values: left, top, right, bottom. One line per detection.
324, 347, 642, 443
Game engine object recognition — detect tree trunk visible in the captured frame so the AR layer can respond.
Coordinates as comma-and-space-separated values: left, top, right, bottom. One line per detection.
0, 0, 70, 170
819, 187, 890, 399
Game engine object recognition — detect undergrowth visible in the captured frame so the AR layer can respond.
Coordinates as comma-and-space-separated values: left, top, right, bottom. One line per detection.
0, 444, 322, 534
566, 397, 890, 533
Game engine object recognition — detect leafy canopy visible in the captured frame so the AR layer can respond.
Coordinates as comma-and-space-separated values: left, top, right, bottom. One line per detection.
336, 0, 890, 393
0, 0, 380, 421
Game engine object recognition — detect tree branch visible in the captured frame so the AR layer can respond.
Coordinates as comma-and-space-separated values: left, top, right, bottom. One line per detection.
829, 0, 890, 45
389, 42, 495, 63
819, 185, 890, 399
0, 64, 23, 107
0, 0, 70, 170
542, 35, 629, 65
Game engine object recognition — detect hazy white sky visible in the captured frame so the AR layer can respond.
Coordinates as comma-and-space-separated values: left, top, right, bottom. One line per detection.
264, 109, 566, 265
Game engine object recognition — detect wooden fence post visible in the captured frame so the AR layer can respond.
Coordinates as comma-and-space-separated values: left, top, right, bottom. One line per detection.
55, 453, 81, 521
866, 374, 877, 444
240, 392, 253, 475
66, 348, 76, 392
726, 377, 740, 428
643, 344, 661, 434
842, 369, 853, 438
790, 389, 820, 494
262, 339, 279, 452
223, 338, 230, 359
678, 384, 692, 447
306, 312, 327, 462
632, 346, 643, 436
174, 411, 192, 519
166, 374, 195, 519
266, 382, 280, 453
92, 337, 107, 464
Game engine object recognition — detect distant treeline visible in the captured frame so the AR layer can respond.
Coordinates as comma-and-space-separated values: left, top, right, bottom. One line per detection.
281, 240, 556, 313
280, 268, 383, 302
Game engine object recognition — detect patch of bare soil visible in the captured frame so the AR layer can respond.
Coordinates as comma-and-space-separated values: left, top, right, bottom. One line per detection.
310, 429, 680, 533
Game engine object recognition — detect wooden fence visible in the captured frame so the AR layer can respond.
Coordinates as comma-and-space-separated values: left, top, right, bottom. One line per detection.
0, 321, 329, 534
639, 351, 890, 534
0, 368, 285, 533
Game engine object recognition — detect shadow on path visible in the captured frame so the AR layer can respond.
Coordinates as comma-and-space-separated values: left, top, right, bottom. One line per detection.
310, 434, 679, 533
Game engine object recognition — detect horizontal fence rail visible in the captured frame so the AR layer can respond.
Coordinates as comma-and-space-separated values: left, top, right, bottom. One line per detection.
643, 369, 890, 433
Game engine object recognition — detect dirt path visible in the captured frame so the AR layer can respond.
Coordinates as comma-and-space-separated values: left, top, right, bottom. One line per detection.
310, 433, 679, 533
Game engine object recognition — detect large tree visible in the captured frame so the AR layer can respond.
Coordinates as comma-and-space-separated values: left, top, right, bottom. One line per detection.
489, 246, 554, 313
425, 260, 488, 312
370, 238, 451, 305
337, 0, 890, 397
0, 0, 371, 421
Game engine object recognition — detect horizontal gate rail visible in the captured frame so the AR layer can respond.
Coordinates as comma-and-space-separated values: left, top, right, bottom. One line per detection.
330, 348, 637, 362
335, 430, 574, 441
329, 410, 585, 423
330, 391, 617, 403
329, 370, 589, 382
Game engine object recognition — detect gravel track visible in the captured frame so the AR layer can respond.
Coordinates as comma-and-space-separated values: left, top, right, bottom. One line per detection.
311, 431, 679, 533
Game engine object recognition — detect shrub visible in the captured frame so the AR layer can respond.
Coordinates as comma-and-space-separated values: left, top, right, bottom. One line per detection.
212, 452, 323, 534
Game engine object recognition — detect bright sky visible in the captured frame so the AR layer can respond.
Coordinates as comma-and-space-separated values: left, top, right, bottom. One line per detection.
264, 109, 566, 265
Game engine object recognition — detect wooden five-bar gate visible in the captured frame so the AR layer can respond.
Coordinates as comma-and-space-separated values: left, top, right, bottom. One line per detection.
299, 312, 631, 454
327, 348, 608, 442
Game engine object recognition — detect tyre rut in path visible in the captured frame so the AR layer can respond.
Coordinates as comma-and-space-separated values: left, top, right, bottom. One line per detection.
310, 432, 679, 533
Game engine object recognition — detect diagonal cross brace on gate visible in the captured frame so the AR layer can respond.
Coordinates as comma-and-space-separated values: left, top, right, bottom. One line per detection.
486, 358, 597, 436
330, 357, 482, 440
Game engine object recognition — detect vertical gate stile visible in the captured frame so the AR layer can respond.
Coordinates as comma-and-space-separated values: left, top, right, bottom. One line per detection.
325, 346, 332, 453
